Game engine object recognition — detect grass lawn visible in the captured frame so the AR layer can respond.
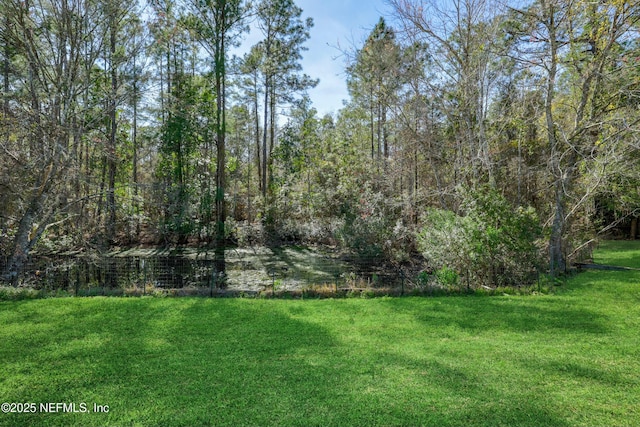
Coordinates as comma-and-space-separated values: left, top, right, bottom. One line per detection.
1, 241, 639, 426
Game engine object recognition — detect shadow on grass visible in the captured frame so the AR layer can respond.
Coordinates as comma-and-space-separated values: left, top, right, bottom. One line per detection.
0, 299, 346, 426
362, 352, 572, 427
377, 295, 610, 336
0, 295, 620, 427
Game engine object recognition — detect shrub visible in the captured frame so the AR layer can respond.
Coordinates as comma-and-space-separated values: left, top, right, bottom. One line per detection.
417, 186, 543, 288
416, 271, 430, 288
338, 189, 389, 260
0, 286, 46, 301
435, 266, 459, 288
337, 182, 415, 265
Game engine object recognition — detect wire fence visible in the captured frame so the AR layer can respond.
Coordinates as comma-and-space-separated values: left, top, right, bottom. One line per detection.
1, 243, 549, 299
0, 247, 441, 298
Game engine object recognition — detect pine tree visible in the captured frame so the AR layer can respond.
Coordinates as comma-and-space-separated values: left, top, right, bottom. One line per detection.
184, 0, 249, 281
253, 0, 317, 203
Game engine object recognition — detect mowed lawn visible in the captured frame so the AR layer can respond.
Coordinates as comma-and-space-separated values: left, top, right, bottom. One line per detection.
1, 242, 639, 426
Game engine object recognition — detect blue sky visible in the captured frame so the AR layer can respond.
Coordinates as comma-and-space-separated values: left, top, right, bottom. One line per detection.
236, 0, 391, 117
296, 0, 391, 116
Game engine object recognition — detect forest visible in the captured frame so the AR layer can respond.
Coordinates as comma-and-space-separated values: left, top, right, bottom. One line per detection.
0, 0, 639, 289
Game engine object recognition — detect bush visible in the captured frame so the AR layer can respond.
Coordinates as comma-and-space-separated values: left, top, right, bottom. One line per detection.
0, 286, 46, 301
337, 182, 415, 264
338, 188, 388, 259
417, 186, 543, 288
435, 266, 459, 288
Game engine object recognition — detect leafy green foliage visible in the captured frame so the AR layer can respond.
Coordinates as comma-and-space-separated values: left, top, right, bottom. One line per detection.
156, 74, 216, 242
434, 265, 459, 288
418, 186, 543, 288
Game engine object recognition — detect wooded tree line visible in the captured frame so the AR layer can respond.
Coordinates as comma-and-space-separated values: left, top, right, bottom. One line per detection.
1, 0, 639, 285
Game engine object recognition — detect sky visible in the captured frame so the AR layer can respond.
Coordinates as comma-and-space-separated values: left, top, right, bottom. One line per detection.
295, 0, 391, 116
236, 0, 391, 117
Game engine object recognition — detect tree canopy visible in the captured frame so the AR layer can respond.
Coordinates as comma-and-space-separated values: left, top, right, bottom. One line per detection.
1, 0, 639, 285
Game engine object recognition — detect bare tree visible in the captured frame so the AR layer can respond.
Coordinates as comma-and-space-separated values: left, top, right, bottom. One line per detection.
507, 0, 640, 274
389, 0, 504, 186
1, 0, 107, 281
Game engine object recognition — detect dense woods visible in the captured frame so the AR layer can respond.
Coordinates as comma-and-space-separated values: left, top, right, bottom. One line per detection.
1, 0, 639, 286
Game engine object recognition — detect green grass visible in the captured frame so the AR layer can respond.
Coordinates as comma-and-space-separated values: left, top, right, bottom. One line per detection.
1, 241, 639, 426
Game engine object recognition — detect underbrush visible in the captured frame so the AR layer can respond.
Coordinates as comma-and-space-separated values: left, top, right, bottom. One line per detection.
0, 280, 554, 301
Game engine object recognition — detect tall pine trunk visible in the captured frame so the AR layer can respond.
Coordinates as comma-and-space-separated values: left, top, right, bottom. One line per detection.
106, 13, 117, 244
214, 6, 227, 283
132, 32, 140, 238
261, 76, 269, 200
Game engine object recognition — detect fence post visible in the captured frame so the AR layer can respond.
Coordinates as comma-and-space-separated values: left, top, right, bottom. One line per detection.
272, 271, 276, 296
142, 258, 146, 296
214, 268, 216, 298
401, 270, 405, 296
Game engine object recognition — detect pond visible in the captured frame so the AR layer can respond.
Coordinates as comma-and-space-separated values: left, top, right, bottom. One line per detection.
16, 246, 404, 295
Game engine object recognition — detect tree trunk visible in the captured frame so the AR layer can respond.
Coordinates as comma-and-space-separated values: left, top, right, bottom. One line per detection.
382, 104, 388, 159
106, 15, 117, 244
214, 9, 227, 284
253, 74, 262, 197
1, 160, 55, 282
268, 83, 276, 192
262, 76, 269, 199
2, 16, 8, 116
247, 124, 252, 224
544, 1, 564, 277
1, 199, 42, 282
549, 182, 566, 276
132, 33, 140, 238
370, 87, 375, 159
97, 149, 107, 221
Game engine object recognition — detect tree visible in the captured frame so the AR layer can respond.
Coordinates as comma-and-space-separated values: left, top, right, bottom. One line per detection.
507, 0, 640, 275
0, 0, 107, 281
236, 47, 264, 197
390, 0, 504, 186
121, 15, 150, 238
253, 0, 317, 204
347, 17, 402, 161
184, 0, 248, 281
101, 0, 141, 243
273, 95, 320, 216
157, 72, 207, 242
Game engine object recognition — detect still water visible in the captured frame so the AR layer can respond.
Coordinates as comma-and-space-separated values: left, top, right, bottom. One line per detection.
20, 246, 375, 294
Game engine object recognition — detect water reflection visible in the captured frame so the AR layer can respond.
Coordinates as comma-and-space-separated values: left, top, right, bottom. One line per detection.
16, 247, 395, 294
